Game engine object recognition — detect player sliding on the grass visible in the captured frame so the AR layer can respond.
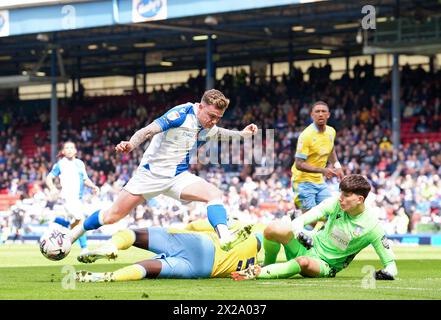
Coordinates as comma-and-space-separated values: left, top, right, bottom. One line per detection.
75, 225, 260, 282
70, 89, 258, 254
231, 174, 398, 281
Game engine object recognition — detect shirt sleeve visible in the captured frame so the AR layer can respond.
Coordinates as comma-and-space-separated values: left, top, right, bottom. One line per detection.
214, 126, 243, 141
295, 132, 310, 160
49, 162, 60, 177
80, 161, 89, 180
370, 224, 396, 269
154, 107, 187, 131
292, 197, 339, 234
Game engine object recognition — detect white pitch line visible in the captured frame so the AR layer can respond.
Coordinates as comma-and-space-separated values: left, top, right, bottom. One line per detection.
258, 281, 441, 292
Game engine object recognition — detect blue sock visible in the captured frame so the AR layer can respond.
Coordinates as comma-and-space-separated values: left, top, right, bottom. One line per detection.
207, 204, 227, 228
54, 217, 70, 228
78, 234, 87, 249
83, 210, 103, 231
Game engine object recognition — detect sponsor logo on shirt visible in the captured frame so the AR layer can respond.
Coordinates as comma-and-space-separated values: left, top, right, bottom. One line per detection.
329, 227, 351, 250
166, 111, 180, 121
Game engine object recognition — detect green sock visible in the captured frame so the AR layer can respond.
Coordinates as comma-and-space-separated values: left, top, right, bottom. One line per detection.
283, 236, 306, 260
257, 259, 301, 279
263, 237, 281, 266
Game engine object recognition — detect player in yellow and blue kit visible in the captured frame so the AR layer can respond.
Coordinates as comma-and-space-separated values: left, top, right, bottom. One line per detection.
291, 101, 343, 213
75, 225, 261, 282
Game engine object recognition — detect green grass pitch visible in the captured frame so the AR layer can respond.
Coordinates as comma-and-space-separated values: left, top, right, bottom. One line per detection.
1, 243, 440, 300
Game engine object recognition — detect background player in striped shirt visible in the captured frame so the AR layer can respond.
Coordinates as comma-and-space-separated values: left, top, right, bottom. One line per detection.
45, 141, 99, 254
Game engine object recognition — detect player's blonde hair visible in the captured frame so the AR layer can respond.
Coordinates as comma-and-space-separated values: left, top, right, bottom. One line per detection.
201, 89, 230, 110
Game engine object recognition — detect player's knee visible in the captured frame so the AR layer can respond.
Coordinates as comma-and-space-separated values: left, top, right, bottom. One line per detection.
295, 256, 310, 269
205, 190, 223, 202
263, 226, 277, 241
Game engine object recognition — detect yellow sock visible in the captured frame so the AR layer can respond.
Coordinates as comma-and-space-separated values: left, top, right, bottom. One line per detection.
113, 264, 146, 281
111, 229, 136, 250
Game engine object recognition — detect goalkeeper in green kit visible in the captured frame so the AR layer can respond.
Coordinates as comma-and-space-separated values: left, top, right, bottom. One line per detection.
231, 174, 397, 281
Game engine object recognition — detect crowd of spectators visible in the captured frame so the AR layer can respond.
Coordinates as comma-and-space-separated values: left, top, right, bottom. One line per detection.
1, 61, 441, 242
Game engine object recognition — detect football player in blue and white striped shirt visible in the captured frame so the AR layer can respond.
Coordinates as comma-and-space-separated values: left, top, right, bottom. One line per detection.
71, 89, 257, 261
46, 141, 99, 254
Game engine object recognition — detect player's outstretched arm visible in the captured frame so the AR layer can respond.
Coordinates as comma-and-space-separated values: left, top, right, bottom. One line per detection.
371, 233, 398, 280
240, 124, 258, 137
216, 123, 258, 140
291, 200, 329, 237
116, 122, 162, 153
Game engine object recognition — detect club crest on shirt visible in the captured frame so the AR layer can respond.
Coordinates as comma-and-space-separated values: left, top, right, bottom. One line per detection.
166, 111, 180, 121
353, 225, 363, 237
329, 134, 333, 142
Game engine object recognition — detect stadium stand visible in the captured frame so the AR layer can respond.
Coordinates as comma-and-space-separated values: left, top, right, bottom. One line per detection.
1, 64, 440, 242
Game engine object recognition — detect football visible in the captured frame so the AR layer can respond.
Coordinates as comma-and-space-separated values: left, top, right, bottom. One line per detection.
39, 226, 72, 261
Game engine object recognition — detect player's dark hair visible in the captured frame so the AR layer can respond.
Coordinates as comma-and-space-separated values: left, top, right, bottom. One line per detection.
201, 89, 230, 110
311, 100, 329, 112
339, 174, 371, 199
57, 141, 76, 159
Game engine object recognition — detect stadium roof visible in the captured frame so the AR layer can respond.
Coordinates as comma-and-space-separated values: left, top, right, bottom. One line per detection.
0, 0, 440, 80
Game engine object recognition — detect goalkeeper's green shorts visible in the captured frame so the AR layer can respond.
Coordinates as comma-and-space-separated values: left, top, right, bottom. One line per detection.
283, 240, 337, 278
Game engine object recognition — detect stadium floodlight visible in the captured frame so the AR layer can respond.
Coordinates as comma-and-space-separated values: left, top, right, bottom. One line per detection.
160, 61, 173, 67
308, 48, 331, 55
36, 33, 49, 42
292, 25, 304, 31
108, 46, 118, 51
88, 44, 98, 50
377, 17, 388, 23
36, 71, 46, 77
134, 42, 156, 48
193, 34, 217, 41
356, 29, 363, 44
334, 22, 359, 30
0, 55, 11, 61
304, 28, 316, 33
204, 15, 218, 26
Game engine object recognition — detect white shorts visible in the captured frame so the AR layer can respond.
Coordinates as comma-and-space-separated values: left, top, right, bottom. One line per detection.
124, 167, 204, 201
63, 198, 85, 221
